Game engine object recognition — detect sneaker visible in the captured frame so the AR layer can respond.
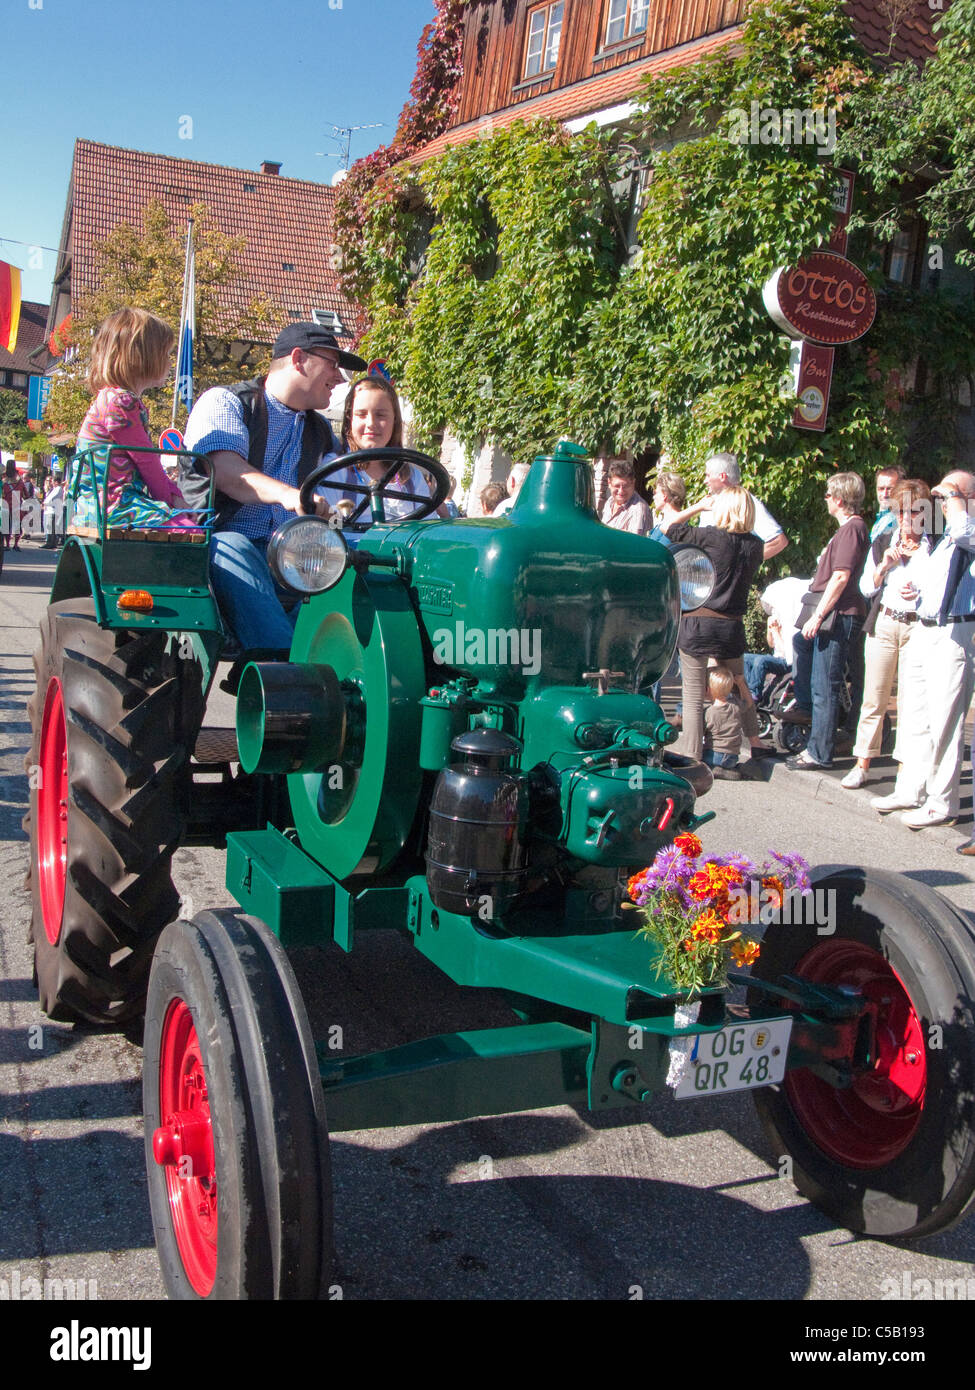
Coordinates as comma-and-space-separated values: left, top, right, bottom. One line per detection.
900, 804, 957, 830
870, 793, 921, 814
710, 765, 743, 780
784, 753, 826, 771
841, 767, 867, 789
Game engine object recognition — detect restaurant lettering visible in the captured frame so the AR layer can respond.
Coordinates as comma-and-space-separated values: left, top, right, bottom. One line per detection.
763, 251, 877, 346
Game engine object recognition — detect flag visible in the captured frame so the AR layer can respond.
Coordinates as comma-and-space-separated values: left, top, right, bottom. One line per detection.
173, 222, 195, 419
0, 260, 22, 353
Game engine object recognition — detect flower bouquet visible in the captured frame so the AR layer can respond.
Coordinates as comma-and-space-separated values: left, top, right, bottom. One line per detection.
625, 833, 812, 998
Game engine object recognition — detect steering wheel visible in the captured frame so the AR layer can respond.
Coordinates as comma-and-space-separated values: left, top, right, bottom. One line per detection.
299, 447, 451, 533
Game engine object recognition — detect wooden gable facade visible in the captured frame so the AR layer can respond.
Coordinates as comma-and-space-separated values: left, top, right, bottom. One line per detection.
454, 0, 746, 129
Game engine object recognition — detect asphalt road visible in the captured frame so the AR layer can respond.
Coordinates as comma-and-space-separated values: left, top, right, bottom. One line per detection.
1, 542, 974, 1308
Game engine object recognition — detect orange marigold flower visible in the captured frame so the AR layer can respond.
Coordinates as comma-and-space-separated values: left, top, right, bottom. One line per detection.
690, 909, 724, 944
761, 875, 785, 910
688, 863, 726, 900
627, 870, 649, 899
719, 866, 744, 887
673, 832, 702, 858
712, 892, 734, 922
730, 939, 761, 967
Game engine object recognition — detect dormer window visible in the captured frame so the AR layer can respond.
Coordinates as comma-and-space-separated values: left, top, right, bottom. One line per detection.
312, 309, 345, 334
605, 0, 649, 47
282, 262, 296, 272
524, 2, 564, 79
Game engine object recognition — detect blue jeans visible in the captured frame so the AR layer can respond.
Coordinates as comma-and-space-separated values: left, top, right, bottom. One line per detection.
743, 653, 788, 703
209, 530, 299, 650
703, 749, 739, 769
793, 615, 862, 766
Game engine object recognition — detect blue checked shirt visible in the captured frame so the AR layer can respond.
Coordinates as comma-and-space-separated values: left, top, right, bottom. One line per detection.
184, 384, 337, 540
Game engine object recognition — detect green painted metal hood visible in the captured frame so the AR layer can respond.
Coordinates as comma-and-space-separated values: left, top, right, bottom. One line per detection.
362, 442, 679, 696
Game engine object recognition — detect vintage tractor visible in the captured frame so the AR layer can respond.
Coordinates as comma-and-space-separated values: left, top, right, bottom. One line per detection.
27, 439, 975, 1299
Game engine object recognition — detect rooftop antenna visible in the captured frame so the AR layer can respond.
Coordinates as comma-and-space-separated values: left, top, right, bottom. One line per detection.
316, 123, 385, 173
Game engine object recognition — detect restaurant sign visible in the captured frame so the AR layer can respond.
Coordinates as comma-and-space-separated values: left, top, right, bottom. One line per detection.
763, 251, 876, 346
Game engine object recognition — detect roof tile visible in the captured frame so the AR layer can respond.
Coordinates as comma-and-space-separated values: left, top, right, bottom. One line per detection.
67, 141, 355, 341
0, 300, 49, 374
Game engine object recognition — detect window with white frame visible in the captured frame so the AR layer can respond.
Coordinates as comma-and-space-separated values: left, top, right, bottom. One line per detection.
605, 0, 649, 46
524, 2, 564, 79
312, 308, 346, 335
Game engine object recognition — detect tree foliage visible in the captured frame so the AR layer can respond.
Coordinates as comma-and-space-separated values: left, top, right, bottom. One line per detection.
45, 201, 282, 441
345, 0, 975, 566
334, 0, 465, 327
0, 388, 28, 451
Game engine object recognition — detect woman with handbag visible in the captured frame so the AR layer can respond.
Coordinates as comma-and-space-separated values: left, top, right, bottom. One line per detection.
785, 473, 869, 771
664, 487, 764, 767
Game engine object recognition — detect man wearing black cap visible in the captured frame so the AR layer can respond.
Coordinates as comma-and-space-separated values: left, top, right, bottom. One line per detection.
183, 324, 366, 650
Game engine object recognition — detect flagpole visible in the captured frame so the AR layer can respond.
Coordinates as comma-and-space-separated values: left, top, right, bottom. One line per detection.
171, 220, 194, 426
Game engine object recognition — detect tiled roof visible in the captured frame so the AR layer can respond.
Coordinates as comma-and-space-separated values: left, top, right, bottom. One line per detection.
66, 140, 356, 341
845, 0, 936, 64
0, 300, 49, 374
413, 27, 744, 162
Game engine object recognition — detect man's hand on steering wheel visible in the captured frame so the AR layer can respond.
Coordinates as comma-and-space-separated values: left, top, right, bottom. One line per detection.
299, 448, 451, 532
294, 485, 330, 519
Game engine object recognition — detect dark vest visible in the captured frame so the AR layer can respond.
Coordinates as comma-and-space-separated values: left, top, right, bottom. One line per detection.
179, 378, 338, 531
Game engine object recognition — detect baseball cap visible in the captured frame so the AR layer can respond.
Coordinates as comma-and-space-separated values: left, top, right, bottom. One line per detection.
272, 323, 367, 372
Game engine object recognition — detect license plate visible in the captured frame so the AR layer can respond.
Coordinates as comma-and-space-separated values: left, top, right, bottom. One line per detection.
674, 1018, 792, 1098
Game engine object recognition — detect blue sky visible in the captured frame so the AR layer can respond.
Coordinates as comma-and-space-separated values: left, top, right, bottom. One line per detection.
0, 0, 436, 306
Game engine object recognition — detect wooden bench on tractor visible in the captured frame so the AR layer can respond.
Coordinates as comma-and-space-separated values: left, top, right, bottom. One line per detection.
27, 440, 975, 1298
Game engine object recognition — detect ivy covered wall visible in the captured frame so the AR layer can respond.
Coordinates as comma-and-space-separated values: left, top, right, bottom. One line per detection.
339, 0, 975, 565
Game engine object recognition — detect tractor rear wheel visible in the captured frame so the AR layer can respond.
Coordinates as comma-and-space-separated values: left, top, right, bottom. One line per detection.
27, 598, 199, 1024
752, 866, 975, 1239
144, 911, 333, 1299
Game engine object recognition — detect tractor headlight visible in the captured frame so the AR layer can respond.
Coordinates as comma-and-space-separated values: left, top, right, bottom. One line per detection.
672, 544, 715, 612
268, 516, 349, 595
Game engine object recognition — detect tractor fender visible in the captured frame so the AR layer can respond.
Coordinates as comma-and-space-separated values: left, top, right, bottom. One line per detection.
49, 539, 107, 624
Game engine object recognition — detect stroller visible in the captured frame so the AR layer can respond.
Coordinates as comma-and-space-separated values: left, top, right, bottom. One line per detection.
755, 667, 894, 757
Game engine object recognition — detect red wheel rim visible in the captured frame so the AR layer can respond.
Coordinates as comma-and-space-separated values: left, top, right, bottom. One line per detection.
153, 999, 217, 1296
38, 678, 68, 945
786, 940, 927, 1169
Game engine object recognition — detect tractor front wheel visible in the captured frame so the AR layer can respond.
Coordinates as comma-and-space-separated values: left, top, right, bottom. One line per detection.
28, 599, 198, 1024
753, 866, 975, 1239
144, 911, 333, 1299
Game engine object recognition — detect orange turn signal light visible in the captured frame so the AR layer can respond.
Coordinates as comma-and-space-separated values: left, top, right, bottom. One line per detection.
118, 590, 154, 612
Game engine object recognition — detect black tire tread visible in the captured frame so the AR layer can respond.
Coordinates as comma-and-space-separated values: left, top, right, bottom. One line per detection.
144, 912, 332, 1299
752, 864, 975, 1240
26, 598, 201, 1024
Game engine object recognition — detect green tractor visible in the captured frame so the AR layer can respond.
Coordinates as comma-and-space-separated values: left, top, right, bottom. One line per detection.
28, 440, 975, 1298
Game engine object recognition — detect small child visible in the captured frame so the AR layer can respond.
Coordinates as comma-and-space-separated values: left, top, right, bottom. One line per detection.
72, 308, 195, 531
703, 666, 744, 780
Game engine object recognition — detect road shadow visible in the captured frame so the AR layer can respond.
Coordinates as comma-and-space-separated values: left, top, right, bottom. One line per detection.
0, 1078, 142, 1123
0, 1130, 154, 1260
328, 1112, 819, 1299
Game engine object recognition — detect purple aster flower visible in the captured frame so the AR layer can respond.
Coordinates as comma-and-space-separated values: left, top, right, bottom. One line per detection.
766, 851, 812, 896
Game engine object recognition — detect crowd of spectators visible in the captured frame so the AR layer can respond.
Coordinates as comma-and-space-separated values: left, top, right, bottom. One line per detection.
586, 450, 975, 847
